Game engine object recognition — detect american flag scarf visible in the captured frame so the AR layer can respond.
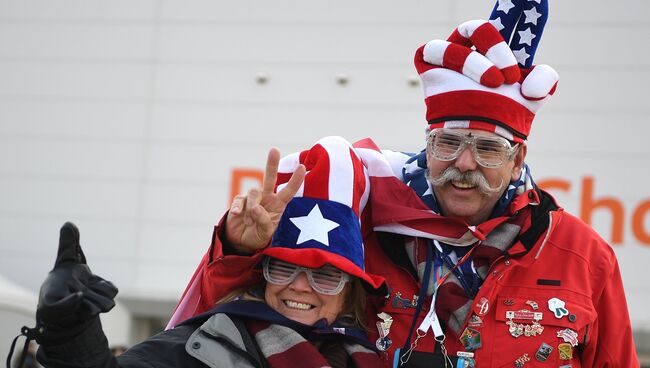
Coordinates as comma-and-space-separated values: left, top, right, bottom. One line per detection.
352, 140, 538, 336
246, 319, 382, 368
166, 138, 540, 333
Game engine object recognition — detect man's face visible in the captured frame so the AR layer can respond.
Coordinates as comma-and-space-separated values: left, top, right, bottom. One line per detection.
426, 128, 526, 225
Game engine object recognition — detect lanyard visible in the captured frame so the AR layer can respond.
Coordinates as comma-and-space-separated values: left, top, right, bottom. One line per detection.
433, 240, 479, 288
397, 241, 479, 367
400, 243, 433, 352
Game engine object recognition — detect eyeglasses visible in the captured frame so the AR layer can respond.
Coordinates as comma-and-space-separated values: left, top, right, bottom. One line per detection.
427, 128, 519, 168
263, 257, 350, 295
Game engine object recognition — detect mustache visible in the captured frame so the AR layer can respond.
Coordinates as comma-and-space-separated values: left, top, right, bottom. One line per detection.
427, 166, 504, 195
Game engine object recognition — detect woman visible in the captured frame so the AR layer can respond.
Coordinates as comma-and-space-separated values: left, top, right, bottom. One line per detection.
27, 137, 387, 368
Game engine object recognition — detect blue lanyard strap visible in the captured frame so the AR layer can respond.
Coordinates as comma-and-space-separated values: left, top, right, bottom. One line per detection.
401, 243, 433, 350
436, 243, 481, 298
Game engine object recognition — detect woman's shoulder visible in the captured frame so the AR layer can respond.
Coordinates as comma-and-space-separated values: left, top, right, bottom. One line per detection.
118, 313, 259, 368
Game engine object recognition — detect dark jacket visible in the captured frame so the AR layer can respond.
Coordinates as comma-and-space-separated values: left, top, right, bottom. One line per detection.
37, 312, 264, 368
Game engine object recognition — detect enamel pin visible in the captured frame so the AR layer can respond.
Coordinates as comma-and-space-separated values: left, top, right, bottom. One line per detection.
535, 343, 553, 362
548, 297, 569, 318
392, 292, 418, 310
557, 328, 579, 347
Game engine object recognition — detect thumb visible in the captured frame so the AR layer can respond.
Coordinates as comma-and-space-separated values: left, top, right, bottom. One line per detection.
54, 222, 87, 268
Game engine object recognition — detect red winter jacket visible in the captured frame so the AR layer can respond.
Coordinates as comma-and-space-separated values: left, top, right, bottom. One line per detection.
190, 191, 638, 367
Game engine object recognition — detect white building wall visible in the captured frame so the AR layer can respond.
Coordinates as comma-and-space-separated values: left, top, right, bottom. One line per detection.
0, 0, 649, 352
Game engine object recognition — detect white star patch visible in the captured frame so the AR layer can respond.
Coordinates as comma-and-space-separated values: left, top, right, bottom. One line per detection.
290, 204, 339, 246
523, 7, 542, 25
497, 0, 515, 13
489, 17, 505, 31
513, 48, 531, 65
518, 28, 536, 46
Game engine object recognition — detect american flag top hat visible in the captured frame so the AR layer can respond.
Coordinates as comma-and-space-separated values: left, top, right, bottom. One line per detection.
261, 136, 387, 295
414, 0, 558, 143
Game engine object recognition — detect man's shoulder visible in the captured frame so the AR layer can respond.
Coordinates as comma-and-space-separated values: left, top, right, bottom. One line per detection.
547, 209, 618, 266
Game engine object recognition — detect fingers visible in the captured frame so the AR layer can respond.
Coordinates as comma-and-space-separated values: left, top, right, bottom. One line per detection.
276, 164, 306, 204
262, 148, 281, 195
454, 20, 520, 83
423, 40, 505, 88
229, 194, 246, 216
520, 64, 558, 100
415, 19, 521, 87
55, 222, 86, 268
82, 278, 119, 315
243, 189, 263, 226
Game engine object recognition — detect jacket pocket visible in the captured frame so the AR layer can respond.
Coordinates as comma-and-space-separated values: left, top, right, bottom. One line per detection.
491, 291, 595, 367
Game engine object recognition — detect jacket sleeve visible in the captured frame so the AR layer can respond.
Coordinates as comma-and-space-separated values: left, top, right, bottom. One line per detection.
581, 246, 639, 367
198, 214, 264, 314
167, 213, 264, 322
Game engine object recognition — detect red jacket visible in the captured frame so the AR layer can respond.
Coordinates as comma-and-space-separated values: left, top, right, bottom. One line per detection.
192, 194, 638, 367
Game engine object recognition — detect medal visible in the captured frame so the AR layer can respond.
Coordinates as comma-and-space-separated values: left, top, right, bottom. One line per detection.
558, 343, 573, 360
459, 327, 482, 351
535, 343, 553, 362
375, 312, 393, 351
376, 337, 392, 351
548, 297, 569, 318
505, 309, 544, 338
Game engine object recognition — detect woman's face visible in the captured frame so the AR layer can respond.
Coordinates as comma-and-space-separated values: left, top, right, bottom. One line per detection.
264, 271, 347, 325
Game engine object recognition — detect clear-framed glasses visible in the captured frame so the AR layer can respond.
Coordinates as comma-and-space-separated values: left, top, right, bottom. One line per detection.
426, 128, 520, 168
263, 257, 350, 295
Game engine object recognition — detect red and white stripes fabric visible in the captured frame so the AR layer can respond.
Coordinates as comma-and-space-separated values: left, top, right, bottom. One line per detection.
276, 136, 369, 217
417, 20, 520, 88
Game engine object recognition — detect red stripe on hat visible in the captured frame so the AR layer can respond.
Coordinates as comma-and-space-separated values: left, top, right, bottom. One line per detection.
479, 66, 505, 88
301, 144, 329, 200
349, 147, 365, 217
276, 172, 293, 188
471, 22, 504, 54
447, 28, 472, 48
424, 90, 534, 138
442, 44, 472, 74
501, 64, 521, 85
414, 45, 442, 74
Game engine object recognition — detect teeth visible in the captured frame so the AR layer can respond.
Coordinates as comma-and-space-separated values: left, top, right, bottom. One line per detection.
452, 180, 475, 189
284, 300, 313, 310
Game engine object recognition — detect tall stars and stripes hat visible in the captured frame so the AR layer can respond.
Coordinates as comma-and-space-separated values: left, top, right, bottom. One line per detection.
414, 0, 558, 143
261, 136, 387, 295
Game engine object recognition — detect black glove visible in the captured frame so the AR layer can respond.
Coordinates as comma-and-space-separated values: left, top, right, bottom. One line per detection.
37, 222, 118, 335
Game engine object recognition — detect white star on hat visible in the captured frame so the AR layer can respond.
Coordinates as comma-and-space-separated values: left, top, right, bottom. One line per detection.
513, 48, 531, 65
518, 28, 536, 46
489, 17, 505, 31
497, 0, 515, 13
290, 204, 340, 246
523, 7, 542, 25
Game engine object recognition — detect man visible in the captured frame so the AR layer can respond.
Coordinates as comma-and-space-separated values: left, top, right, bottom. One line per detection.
169, 19, 639, 368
